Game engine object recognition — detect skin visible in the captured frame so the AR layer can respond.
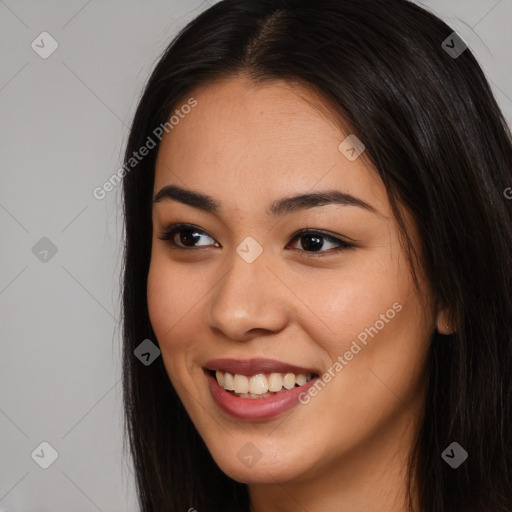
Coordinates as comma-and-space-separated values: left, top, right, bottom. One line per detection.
147, 74, 452, 512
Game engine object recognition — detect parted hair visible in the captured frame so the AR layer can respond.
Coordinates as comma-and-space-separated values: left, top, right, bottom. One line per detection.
121, 1, 512, 510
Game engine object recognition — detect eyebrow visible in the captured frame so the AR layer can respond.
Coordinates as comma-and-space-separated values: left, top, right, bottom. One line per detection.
153, 184, 378, 217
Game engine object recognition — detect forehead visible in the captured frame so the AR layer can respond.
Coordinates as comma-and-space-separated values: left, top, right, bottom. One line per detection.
153, 75, 388, 217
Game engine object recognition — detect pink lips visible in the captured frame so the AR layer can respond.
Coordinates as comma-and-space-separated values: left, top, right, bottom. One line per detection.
203, 358, 320, 421
204, 358, 320, 377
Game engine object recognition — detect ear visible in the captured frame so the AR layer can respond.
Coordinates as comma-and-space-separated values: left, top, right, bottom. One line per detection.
435, 305, 455, 335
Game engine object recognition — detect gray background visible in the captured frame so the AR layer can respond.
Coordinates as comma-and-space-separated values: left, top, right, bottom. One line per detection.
0, 1, 511, 511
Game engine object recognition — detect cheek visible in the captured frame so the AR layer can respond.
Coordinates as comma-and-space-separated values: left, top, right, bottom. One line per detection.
293, 272, 430, 456
297, 250, 430, 396
147, 259, 175, 335
147, 253, 202, 331
294, 258, 407, 357
146, 256, 197, 368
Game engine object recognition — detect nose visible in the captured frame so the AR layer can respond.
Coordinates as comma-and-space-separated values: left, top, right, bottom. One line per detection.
207, 248, 290, 342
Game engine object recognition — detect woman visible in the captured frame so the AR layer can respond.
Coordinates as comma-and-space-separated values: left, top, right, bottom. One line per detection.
121, 0, 512, 510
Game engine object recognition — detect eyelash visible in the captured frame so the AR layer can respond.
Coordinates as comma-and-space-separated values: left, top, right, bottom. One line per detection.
157, 223, 356, 256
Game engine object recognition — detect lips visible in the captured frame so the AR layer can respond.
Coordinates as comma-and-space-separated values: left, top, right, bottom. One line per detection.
204, 369, 320, 420
203, 358, 320, 377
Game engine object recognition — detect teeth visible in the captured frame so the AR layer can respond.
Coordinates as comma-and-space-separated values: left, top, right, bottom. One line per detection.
295, 373, 307, 386
233, 374, 249, 394
268, 373, 283, 392
223, 372, 234, 391
249, 374, 268, 394
214, 370, 315, 397
283, 373, 296, 389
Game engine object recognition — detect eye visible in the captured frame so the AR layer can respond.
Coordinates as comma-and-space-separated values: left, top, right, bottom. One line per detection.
157, 224, 218, 249
157, 224, 355, 255
287, 228, 355, 255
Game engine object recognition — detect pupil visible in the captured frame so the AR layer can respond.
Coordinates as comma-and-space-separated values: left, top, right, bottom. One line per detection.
302, 234, 322, 251
181, 229, 201, 246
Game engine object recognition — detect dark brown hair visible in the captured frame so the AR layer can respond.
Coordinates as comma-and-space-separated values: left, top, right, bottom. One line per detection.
121, 1, 512, 510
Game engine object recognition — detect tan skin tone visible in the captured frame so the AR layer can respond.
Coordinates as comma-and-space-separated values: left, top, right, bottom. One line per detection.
147, 74, 452, 512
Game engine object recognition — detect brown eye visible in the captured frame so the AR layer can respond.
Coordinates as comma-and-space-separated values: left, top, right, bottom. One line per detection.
158, 224, 355, 255
287, 229, 355, 255
158, 224, 217, 249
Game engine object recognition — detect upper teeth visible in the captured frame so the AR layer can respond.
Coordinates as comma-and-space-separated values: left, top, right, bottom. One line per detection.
215, 371, 313, 395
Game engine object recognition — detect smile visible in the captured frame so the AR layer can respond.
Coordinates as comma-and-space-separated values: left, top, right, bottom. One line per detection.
213, 370, 315, 398
203, 358, 321, 420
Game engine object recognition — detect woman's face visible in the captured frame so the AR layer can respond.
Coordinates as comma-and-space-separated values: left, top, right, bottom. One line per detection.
147, 75, 441, 487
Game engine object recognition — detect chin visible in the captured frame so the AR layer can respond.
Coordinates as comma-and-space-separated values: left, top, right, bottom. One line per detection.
203, 437, 311, 485
214, 457, 301, 485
